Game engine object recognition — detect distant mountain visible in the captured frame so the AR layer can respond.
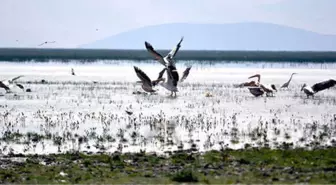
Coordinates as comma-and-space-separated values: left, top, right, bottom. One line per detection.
80, 22, 336, 51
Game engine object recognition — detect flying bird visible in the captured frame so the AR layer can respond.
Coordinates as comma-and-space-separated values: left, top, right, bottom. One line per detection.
281, 73, 297, 88
301, 79, 336, 98
144, 37, 189, 96
38, 41, 56, 46
145, 37, 183, 67
133, 66, 165, 93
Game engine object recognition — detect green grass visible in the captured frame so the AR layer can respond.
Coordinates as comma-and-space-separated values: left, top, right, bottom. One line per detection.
0, 148, 336, 184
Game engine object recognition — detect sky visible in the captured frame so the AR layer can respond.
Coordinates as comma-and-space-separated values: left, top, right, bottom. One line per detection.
1, 0, 336, 48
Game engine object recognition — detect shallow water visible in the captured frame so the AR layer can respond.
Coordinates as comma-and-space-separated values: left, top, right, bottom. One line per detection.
0, 60, 335, 155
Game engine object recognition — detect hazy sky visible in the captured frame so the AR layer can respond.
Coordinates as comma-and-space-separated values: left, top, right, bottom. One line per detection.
1, 0, 335, 48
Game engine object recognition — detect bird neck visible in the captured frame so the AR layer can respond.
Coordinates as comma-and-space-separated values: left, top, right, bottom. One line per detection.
287, 74, 294, 83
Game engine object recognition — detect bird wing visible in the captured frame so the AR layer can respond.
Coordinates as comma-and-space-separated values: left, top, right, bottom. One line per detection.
312, 79, 336, 93
133, 66, 152, 87
144, 41, 165, 66
248, 74, 261, 84
167, 37, 183, 58
0, 81, 10, 91
248, 87, 264, 97
180, 66, 192, 83
151, 68, 166, 86
157, 68, 166, 79
11, 75, 24, 82
15, 83, 24, 90
38, 42, 45, 46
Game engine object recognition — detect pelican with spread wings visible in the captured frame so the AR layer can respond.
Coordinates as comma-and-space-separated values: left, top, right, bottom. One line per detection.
301, 79, 336, 98
144, 37, 192, 96
133, 66, 166, 94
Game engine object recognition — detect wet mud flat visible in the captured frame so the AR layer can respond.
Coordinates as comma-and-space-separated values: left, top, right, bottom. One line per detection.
1, 148, 336, 184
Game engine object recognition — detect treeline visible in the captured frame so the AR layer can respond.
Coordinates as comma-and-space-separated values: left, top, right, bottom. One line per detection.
1, 48, 336, 62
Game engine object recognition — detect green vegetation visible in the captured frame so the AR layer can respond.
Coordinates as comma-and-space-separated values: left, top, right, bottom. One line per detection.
1, 48, 336, 62
1, 148, 336, 184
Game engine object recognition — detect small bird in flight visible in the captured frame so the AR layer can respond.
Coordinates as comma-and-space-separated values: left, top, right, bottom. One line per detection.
38, 41, 56, 46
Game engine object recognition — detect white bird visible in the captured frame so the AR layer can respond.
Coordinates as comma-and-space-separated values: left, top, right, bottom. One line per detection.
281, 73, 297, 88
157, 66, 192, 96
145, 37, 191, 96
145, 37, 183, 68
301, 79, 336, 98
247, 74, 277, 97
133, 66, 165, 94
0, 75, 24, 93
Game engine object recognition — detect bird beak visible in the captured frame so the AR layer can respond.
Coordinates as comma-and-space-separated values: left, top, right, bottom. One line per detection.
300, 84, 306, 91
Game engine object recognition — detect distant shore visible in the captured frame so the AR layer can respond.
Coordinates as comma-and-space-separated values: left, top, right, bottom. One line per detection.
1, 48, 336, 62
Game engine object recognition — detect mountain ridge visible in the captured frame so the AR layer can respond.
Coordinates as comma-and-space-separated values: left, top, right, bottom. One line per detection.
80, 22, 336, 51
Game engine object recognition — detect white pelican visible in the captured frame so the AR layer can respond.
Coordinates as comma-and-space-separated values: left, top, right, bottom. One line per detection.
145, 37, 191, 96
157, 66, 192, 96
301, 79, 336, 98
133, 66, 165, 93
238, 74, 261, 87
280, 73, 297, 88
246, 74, 277, 97
0, 75, 24, 93
145, 37, 183, 68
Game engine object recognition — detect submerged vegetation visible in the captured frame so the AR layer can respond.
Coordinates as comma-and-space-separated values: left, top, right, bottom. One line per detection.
0, 148, 336, 184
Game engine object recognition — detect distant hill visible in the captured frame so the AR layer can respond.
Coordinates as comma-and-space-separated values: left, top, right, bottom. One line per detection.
80, 22, 336, 51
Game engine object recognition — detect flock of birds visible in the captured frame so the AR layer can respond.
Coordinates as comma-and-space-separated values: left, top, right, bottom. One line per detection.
133, 37, 336, 98
238, 72, 336, 98
2, 37, 336, 98
133, 37, 192, 97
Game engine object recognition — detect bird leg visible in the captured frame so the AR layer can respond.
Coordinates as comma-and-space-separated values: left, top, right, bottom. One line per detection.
170, 92, 173, 97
